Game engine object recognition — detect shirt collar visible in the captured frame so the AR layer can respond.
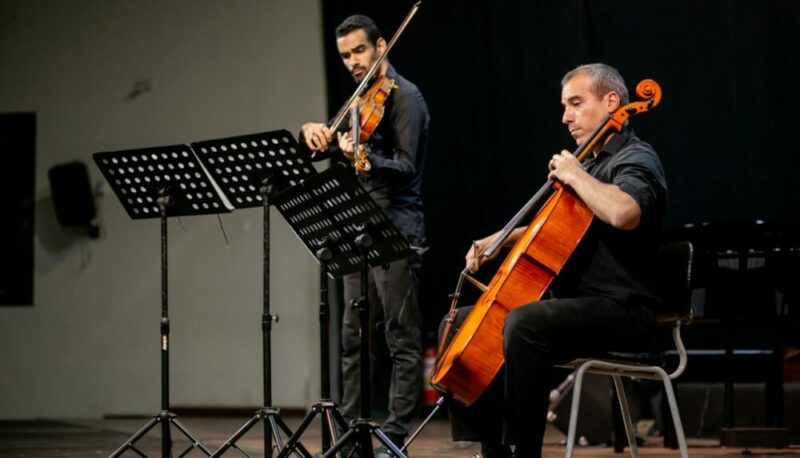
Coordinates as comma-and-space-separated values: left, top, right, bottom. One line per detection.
597, 127, 634, 158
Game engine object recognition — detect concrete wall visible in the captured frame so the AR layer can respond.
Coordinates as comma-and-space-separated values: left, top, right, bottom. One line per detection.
0, 0, 327, 418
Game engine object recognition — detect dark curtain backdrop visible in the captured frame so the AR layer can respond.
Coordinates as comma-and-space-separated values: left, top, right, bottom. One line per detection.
320, 0, 800, 343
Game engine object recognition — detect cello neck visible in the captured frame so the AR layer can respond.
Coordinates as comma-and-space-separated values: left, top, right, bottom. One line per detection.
482, 178, 555, 258
482, 118, 609, 258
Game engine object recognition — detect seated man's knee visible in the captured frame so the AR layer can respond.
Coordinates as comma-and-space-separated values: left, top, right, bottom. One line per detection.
503, 307, 526, 343
503, 303, 551, 350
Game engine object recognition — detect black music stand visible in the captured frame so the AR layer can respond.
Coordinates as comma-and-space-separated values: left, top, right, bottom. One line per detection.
94, 144, 234, 458
190, 130, 317, 458
269, 234, 351, 458
272, 163, 417, 458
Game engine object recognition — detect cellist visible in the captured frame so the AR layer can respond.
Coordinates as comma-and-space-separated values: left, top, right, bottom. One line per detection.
441, 63, 667, 458
299, 14, 430, 456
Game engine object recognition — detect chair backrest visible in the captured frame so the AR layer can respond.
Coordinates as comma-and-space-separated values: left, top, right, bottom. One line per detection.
656, 241, 694, 323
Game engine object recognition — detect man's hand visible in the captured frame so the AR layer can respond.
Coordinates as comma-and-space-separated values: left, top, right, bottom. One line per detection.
547, 150, 585, 185
465, 227, 526, 272
465, 233, 501, 273
301, 122, 332, 152
336, 132, 356, 161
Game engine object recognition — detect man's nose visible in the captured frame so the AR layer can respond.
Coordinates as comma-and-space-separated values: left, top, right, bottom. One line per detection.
562, 110, 572, 125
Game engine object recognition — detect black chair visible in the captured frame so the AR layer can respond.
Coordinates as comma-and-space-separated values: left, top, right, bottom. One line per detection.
558, 242, 694, 458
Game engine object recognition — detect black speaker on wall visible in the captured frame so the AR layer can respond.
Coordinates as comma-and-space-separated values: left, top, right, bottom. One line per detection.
48, 161, 99, 238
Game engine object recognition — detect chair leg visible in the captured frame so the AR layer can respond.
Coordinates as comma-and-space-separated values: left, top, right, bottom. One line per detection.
564, 365, 589, 458
662, 380, 678, 449
611, 387, 626, 453
656, 369, 689, 458
611, 376, 640, 458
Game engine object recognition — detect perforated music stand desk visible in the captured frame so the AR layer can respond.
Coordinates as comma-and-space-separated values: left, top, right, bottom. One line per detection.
191, 129, 316, 207
95, 144, 234, 218
272, 163, 416, 458
190, 130, 317, 458
94, 143, 234, 457
273, 163, 416, 279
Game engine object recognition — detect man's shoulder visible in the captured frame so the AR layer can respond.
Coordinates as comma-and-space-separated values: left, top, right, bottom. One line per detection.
616, 134, 659, 163
390, 71, 426, 104
389, 80, 429, 124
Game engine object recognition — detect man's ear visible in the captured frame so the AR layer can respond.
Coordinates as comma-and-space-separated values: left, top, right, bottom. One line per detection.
376, 37, 388, 55
606, 91, 621, 113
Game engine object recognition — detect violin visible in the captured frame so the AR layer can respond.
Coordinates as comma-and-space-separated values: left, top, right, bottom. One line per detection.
350, 73, 397, 173
329, 2, 421, 173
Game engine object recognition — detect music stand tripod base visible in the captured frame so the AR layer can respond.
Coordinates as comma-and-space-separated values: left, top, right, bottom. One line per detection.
274, 246, 349, 458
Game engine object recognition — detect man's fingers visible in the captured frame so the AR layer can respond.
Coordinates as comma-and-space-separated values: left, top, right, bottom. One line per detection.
321, 126, 333, 141
302, 122, 335, 152
470, 259, 479, 273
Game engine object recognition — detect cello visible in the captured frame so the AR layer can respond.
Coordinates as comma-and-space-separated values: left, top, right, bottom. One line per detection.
431, 79, 663, 405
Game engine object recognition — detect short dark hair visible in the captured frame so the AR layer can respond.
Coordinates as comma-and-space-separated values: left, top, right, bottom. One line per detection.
335, 14, 383, 46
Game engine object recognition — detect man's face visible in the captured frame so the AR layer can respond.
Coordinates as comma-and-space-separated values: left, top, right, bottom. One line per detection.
560, 73, 620, 146
337, 29, 384, 83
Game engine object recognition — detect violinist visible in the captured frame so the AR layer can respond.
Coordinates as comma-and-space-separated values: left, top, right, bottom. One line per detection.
300, 14, 430, 455
441, 63, 667, 458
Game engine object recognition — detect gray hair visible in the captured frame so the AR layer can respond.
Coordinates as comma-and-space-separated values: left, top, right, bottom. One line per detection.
561, 63, 629, 105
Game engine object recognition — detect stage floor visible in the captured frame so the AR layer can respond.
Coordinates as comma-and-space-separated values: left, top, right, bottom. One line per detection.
1, 415, 798, 457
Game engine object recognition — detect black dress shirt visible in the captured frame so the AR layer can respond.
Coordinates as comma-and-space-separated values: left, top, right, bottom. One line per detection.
550, 130, 668, 310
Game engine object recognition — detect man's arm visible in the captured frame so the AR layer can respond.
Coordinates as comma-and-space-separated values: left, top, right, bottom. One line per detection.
465, 227, 526, 272
548, 150, 642, 230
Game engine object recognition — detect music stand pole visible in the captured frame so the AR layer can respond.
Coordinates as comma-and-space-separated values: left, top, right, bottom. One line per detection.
320, 231, 406, 458
318, 250, 333, 450
313, 243, 347, 450
159, 195, 171, 457
110, 192, 213, 458
210, 177, 311, 458
355, 233, 375, 454
261, 176, 278, 456
317, 246, 352, 453
276, 241, 349, 458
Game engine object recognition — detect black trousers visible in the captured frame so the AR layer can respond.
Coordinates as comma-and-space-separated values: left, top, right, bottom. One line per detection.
440, 296, 657, 458
341, 257, 423, 440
